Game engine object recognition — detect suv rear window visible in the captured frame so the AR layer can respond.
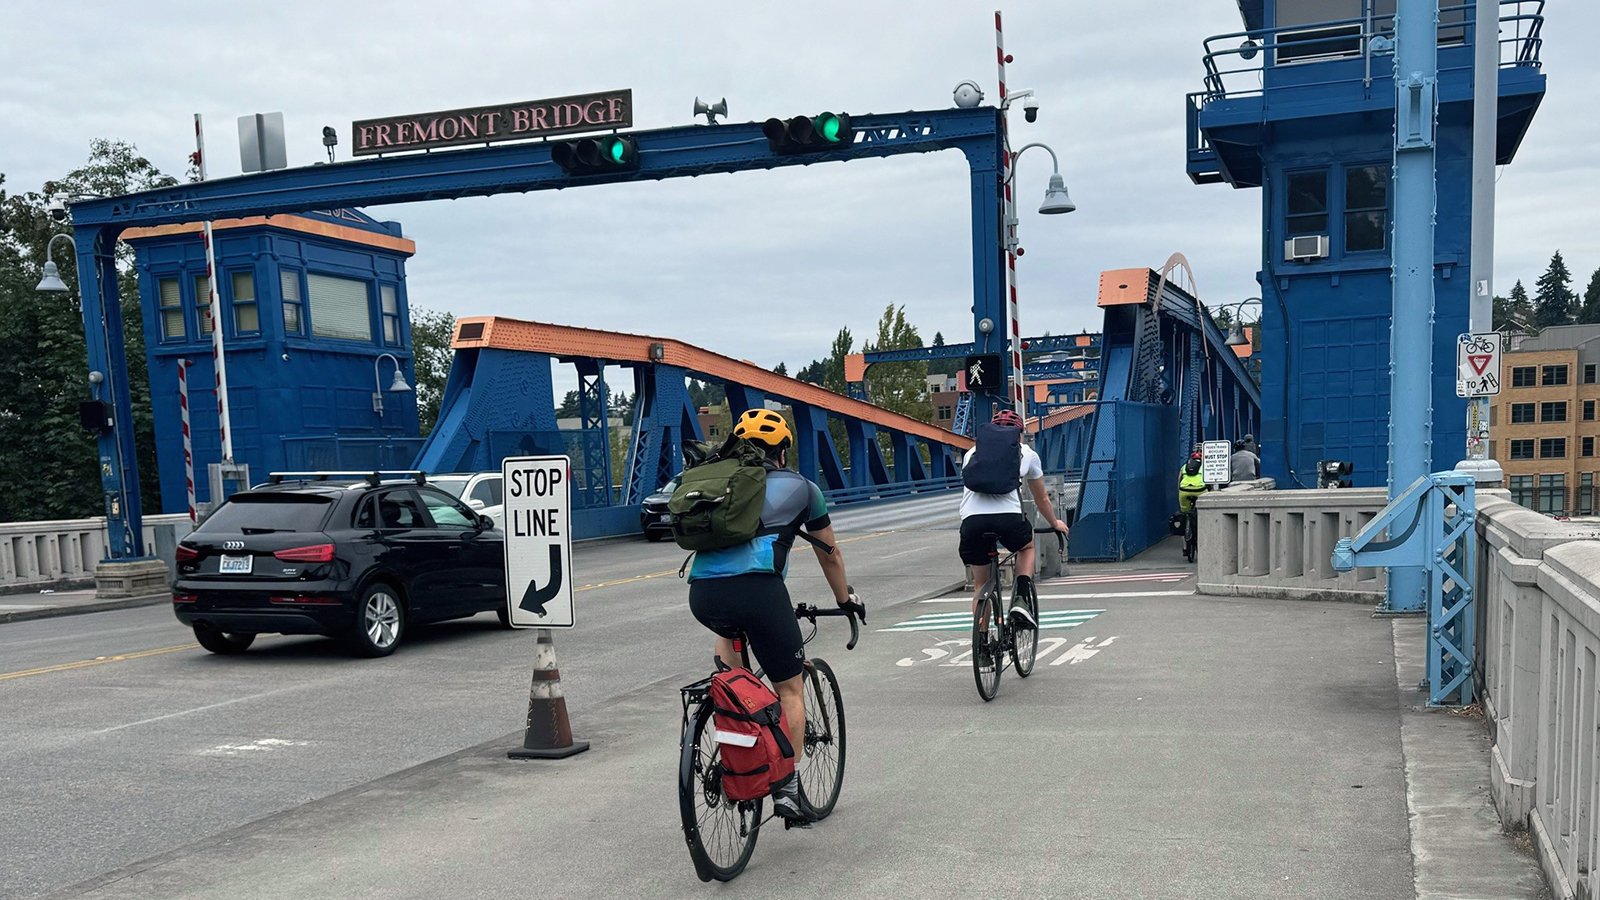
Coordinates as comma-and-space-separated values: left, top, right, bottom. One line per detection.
199, 495, 333, 533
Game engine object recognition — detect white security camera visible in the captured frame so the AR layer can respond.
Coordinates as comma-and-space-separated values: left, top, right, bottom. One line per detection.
1022, 95, 1040, 123
952, 80, 985, 109
46, 198, 68, 223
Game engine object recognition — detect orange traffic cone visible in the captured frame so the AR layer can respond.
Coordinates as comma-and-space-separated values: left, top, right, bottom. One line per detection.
508, 628, 589, 759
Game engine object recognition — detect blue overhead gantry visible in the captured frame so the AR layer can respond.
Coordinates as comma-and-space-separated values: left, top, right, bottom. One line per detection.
64, 107, 1020, 559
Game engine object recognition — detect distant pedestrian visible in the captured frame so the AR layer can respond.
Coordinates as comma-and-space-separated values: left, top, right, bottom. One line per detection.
1229, 440, 1259, 482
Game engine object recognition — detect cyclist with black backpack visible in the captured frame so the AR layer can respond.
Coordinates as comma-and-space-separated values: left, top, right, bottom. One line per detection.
674, 408, 860, 827
959, 409, 1070, 630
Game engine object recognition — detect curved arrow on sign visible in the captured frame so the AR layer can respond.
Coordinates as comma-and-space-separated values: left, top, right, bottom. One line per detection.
519, 545, 564, 616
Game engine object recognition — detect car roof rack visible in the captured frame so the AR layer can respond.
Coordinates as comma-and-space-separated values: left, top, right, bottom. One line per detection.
267, 470, 427, 487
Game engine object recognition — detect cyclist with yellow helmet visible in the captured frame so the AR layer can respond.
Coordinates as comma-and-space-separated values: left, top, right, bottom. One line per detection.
687, 408, 858, 826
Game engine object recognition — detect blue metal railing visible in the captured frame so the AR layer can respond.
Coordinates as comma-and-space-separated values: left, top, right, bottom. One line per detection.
1195, 0, 1543, 104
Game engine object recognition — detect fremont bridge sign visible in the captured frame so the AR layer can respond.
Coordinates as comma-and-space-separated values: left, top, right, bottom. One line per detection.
352, 89, 633, 156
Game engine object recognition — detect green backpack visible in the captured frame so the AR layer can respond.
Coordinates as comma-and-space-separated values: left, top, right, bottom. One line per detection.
668, 436, 770, 551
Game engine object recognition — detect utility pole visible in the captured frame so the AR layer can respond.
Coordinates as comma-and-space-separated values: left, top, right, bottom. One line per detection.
1456, 0, 1503, 486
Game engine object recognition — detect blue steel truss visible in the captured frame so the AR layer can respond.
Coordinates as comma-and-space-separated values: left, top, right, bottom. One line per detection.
1069, 269, 1261, 560
65, 108, 1009, 558
1332, 471, 1477, 707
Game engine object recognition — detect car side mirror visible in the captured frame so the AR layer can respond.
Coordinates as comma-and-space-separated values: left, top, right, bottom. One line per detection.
468, 498, 485, 510
478, 514, 495, 531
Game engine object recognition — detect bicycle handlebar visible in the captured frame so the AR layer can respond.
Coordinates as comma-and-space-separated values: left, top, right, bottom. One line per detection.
1032, 526, 1068, 554
796, 592, 865, 651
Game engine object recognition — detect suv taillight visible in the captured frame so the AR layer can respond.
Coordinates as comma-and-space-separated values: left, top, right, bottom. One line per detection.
274, 543, 335, 563
175, 544, 200, 563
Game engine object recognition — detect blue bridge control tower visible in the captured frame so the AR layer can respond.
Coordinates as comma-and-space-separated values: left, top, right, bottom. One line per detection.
1187, 0, 1545, 488
125, 209, 421, 512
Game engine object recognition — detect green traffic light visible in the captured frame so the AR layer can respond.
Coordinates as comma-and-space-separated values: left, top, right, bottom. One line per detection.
817, 114, 841, 142
606, 138, 625, 163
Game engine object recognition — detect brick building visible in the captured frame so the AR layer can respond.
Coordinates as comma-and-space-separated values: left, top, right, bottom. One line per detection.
1488, 324, 1600, 516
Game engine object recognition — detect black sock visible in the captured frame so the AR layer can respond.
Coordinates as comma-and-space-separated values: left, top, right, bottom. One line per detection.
1014, 575, 1032, 599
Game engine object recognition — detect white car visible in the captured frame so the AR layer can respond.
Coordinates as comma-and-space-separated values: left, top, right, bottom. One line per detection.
429, 472, 504, 529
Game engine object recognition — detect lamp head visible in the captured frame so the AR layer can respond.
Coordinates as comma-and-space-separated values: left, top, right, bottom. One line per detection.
1226, 320, 1248, 346
36, 261, 68, 293
1038, 173, 1076, 215
388, 367, 412, 393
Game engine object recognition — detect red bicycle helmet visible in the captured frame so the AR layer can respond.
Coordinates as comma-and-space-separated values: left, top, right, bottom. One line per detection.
992, 409, 1025, 429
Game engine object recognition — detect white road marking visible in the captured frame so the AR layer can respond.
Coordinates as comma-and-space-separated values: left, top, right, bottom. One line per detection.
89, 686, 307, 735
1051, 636, 1120, 665
922, 590, 1193, 603
202, 737, 310, 756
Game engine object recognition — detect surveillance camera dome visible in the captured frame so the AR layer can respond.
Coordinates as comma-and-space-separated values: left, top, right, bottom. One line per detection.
952, 80, 984, 109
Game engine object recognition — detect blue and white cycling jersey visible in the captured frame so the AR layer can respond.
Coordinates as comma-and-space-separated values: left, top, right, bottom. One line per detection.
687, 469, 831, 582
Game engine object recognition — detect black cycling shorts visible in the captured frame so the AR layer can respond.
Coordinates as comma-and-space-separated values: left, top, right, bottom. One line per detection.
689, 573, 806, 683
958, 513, 1034, 566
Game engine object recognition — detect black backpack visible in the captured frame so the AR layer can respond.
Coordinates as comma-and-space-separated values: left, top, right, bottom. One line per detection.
962, 423, 1023, 494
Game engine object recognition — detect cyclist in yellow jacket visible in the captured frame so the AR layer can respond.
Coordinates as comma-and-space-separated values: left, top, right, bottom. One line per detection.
1177, 451, 1208, 514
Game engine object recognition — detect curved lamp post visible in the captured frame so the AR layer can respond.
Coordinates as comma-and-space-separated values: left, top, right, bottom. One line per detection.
372, 353, 413, 416
1215, 297, 1263, 350
35, 233, 74, 292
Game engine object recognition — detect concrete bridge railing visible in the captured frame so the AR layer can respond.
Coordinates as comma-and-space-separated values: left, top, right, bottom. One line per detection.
1196, 483, 1388, 602
0, 514, 194, 594
1477, 493, 1600, 900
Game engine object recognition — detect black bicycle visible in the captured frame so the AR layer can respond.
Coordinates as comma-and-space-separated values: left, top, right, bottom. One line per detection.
677, 597, 864, 882
972, 527, 1066, 701
1183, 508, 1198, 563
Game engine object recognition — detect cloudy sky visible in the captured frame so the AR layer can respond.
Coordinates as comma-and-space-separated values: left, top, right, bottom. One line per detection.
3, 0, 1596, 374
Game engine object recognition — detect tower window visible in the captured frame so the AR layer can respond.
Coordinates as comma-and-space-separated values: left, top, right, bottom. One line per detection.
1285, 170, 1328, 237
1344, 165, 1389, 253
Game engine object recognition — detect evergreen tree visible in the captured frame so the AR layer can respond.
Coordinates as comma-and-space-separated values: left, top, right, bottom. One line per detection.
1533, 251, 1578, 329
823, 327, 853, 394
795, 359, 827, 384
1579, 266, 1600, 325
1496, 280, 1534, 333
773, 361, 787, 377
929, 331, 960, 377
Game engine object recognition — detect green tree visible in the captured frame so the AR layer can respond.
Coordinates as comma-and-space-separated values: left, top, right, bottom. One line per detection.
1579, 266, 1600, 325
859, 304, 928, 421
773, 361, 788, 377
929, 331, 960, 377
822, 327, 853, 394
0, 141, 176, 522
1495, 279, 1534, 332
409, 307, 455, 435
1533, 252, 1578, 329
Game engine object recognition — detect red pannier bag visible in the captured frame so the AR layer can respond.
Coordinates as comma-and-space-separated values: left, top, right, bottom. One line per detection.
708, 667, 796, 802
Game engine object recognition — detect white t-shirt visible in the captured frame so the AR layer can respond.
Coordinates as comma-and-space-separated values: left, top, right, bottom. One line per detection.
959, 444, 1043, 518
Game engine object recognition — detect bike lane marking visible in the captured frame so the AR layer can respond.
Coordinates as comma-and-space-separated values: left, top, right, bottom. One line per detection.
878, 609, 1104, 632
895, 635, 1121, 668
920, 590, 1192, 603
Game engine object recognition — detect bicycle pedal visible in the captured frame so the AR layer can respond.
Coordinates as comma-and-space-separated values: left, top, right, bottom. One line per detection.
782, 816, 813, 830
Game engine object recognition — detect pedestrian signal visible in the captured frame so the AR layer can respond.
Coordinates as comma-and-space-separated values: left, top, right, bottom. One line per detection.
551, 135, 639, 176
761, 112, 855, 155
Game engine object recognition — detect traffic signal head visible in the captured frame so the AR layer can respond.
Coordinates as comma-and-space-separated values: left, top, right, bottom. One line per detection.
762, 112, 854, 155
551, 134, 639, 176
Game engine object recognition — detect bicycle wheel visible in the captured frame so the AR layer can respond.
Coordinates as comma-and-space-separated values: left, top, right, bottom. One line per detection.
1184, 514, 1197, 563
1011, 580, 1039, 678
972, 591, 1001, 701
797, 658, 847, 820
678, 703, 762, 882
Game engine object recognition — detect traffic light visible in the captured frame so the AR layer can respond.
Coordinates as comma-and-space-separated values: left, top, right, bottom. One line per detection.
964, 354, 1004, 393
550, 135, 639, 176
761, 112, 854, 155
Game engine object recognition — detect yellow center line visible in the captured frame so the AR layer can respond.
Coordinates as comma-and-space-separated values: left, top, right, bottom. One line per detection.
0, 643, 200, 683
3, 532, 922, 681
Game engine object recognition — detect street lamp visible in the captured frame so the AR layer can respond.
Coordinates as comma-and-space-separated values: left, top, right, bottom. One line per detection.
36, 233, 74, 292
372, 353, 413, 416
1008, 142, 1076, 216
1214, 297, 1262, 349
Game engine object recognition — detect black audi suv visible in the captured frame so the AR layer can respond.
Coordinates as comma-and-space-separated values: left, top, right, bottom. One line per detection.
173, 473, 507, 657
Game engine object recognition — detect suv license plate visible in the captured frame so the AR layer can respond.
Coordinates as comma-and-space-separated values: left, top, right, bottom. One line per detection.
219, 554, 253, 575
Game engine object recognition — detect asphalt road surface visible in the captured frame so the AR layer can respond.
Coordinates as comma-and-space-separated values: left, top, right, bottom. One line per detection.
27, 541, 1419, 900
1, 493, 962, 900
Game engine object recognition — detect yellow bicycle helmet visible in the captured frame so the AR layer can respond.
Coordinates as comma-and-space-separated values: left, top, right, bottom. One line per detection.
734, 409, 793, 450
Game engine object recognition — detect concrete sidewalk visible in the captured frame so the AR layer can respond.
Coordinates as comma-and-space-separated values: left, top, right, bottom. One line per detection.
41, 542, 1543, 900
0, 588, 169, 624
